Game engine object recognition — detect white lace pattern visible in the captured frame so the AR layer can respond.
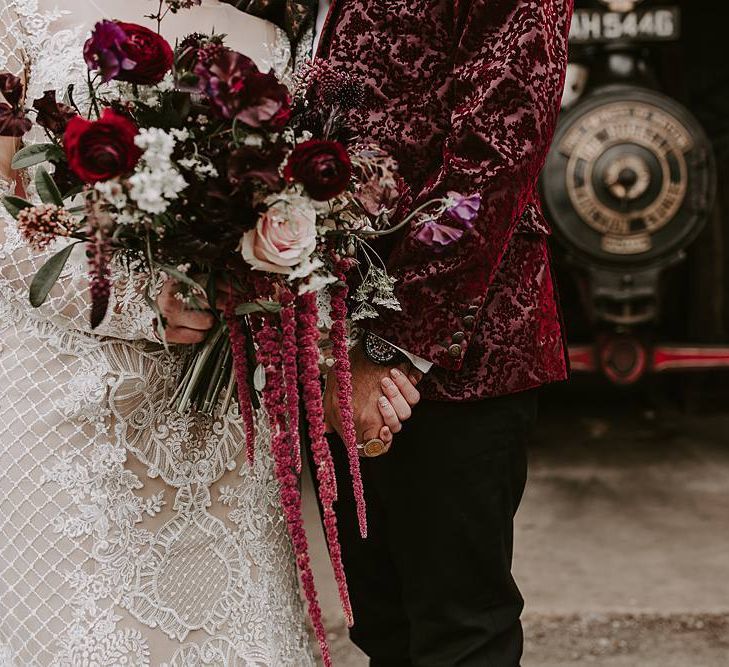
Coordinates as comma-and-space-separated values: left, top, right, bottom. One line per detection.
0, 1, 313, 665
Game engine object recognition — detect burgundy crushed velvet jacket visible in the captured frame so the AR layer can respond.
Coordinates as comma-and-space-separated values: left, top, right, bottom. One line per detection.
318, 0, 573, 401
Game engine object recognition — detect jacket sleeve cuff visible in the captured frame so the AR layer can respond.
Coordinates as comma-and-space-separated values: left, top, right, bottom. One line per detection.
370, 332, 433, 373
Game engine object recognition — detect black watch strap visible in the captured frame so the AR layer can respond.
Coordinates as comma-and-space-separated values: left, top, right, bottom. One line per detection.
362, 330, 402, 366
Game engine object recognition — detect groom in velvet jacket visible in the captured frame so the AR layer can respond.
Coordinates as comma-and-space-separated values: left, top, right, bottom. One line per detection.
250, 1, 572, 664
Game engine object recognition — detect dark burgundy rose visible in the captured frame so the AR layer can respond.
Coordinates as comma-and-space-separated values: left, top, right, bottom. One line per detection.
234, 69, 291, 129
83, 20, 136, 82
115, 22, 174, 85
166, 179, 256, 260
194, 49, 257, 119
0, 73, 32, 137
64, 108, 142, 183
283, 139, 352, 201
32, 91, 77, 134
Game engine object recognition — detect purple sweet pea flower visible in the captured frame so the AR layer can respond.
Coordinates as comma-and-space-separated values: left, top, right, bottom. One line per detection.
414, 192, 481, 249
83, 20, 136, 82
446, 191, 481, 227
415, 220, 465, 248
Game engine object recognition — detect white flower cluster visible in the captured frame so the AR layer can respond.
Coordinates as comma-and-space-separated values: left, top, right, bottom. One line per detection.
178, 156, 219, 179
128, 128, 188, 215
94, 180, 127, 210
288, 256, 338, 295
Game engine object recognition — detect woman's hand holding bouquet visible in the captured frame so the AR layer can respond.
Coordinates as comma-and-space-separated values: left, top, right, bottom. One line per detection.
0, 9, 480, 664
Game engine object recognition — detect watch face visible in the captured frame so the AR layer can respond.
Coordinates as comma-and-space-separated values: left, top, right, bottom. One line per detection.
364, 332, 399, 365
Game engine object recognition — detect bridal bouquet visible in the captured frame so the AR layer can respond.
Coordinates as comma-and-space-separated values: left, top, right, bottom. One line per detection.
0, 7, 479, 663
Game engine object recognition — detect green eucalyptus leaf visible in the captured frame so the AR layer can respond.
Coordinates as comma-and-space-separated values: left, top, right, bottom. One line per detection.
11, 143, 64, 170
29, 242, 79, 307
258, 300, 282, 313
35, 166, 64, 206
2, 195, 32, 219
234, 300, 282, 316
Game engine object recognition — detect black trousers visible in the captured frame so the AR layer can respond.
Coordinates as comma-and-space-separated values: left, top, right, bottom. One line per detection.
310, 390, 537, 667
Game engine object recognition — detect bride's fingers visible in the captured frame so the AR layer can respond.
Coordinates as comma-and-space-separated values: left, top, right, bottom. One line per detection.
380, 374, 412, 421
377, 395, 403, 433
169, 307, 216, 331
389, 367, 421, 406
166, 326, 208, 345
379, 426, 393, 448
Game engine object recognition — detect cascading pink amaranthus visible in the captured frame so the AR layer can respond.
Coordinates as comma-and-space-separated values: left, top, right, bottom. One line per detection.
280, 291, 302, 474
86, 210, 112, 330
329, 266, 368, 538
224, 298, 256, 464
223, 282, 365, 655
254, 315, 331, 666
296, 291, 353, 626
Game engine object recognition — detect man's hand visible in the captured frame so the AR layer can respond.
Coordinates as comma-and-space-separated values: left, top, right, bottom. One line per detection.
156, 279, 216, 344
376, 367, 422, 434
324, 344, 421, 450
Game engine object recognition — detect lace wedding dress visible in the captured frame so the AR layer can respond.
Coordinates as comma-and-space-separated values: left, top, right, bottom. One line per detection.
0, 1, 315, 664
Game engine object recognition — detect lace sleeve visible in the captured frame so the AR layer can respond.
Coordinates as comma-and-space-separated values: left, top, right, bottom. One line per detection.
0, 202, 160, 341
0, 2, 158, 342
267, 25, 294, 88
0, 1, 27, 76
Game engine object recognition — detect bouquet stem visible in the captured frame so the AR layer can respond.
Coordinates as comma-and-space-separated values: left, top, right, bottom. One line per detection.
175, 321, 227, 413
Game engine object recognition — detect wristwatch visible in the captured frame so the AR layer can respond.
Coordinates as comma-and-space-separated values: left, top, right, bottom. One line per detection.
362, 330, 403, 366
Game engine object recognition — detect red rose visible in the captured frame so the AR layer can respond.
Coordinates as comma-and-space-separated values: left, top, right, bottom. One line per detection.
283, 139, 352, 201
115, 22, 174, 85
64, 109, 142, 183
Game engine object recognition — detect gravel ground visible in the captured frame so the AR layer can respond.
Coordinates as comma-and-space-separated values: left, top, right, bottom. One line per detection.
305, 381, 729, 666
522, 612, 729, 666
323, 613, 729, 667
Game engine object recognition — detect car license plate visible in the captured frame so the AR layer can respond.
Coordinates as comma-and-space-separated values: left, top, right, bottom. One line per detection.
570, 7, 680, 43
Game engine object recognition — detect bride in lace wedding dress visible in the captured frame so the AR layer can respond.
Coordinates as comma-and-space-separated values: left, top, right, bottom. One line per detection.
0, 1, 316, 664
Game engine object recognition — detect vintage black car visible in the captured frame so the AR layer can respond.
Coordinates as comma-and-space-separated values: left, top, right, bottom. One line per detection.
541, 0, 729, 385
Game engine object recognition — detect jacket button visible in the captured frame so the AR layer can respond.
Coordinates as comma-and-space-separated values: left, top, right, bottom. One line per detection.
463, 315, 476, 328
452, 331, 465, 343
448, 344, 462, 358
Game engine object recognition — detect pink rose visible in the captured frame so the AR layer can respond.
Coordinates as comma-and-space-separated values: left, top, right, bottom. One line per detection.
240, 195, 317, 274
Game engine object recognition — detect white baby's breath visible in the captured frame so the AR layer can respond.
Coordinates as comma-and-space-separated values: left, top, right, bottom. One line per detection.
127, 128, 188, 215
243, 135, 264, 148
288, 256, 324, 281
178, 156, 219, 178
298, 271, 338, 295
94, 180, 128, 210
